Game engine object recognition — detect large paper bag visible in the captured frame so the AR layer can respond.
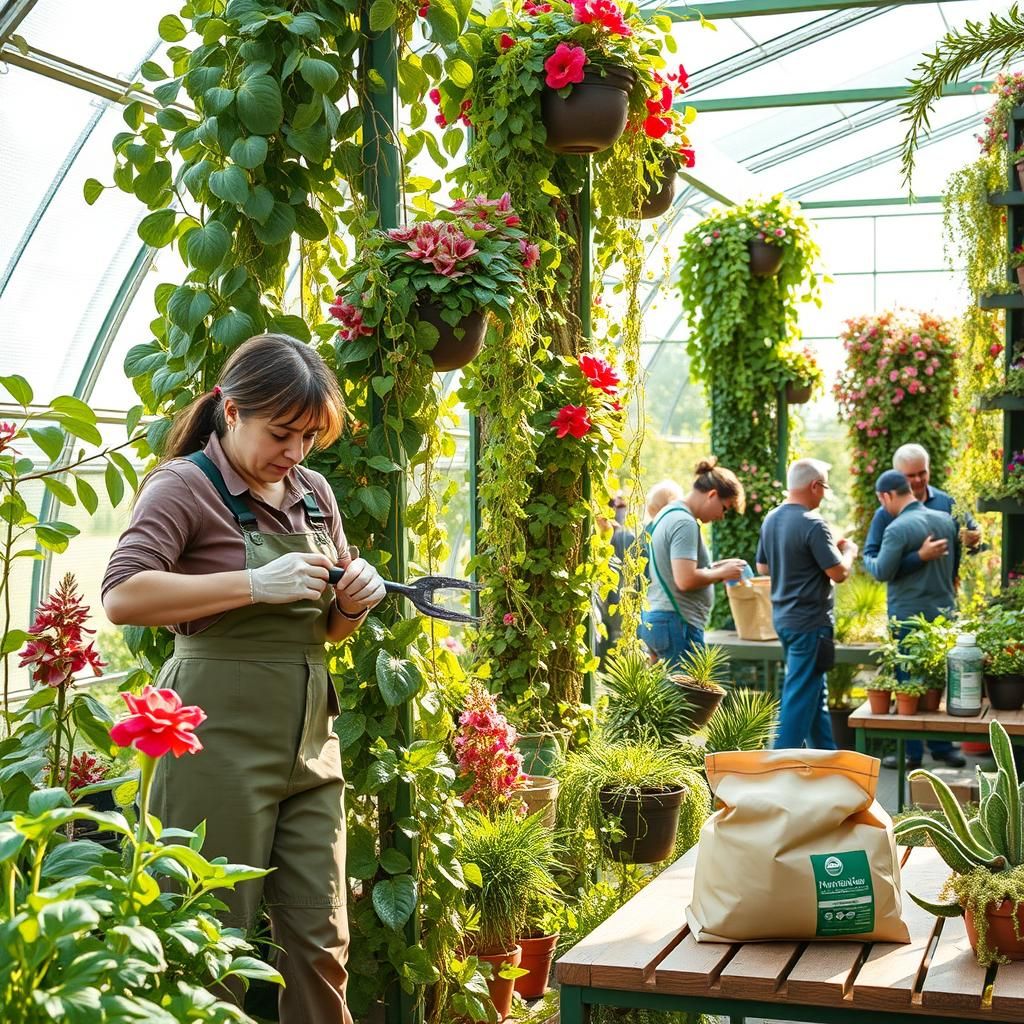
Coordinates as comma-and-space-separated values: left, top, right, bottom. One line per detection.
726, 577, 777, 641
686, 749, 910, 944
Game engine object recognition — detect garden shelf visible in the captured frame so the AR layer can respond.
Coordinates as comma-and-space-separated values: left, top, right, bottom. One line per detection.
977, 497, 1024, 515
978, 292, 1024, 309
988, 191, 1024, 206
980, 395, 1024, 411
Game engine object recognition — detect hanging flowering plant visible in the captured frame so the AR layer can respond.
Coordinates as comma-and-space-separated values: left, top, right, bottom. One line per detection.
327, 194, 538, 358
834, 310, 957, 539
454, 683, 525, 814
978, 71, 1024, 156
780, 345, 825, 394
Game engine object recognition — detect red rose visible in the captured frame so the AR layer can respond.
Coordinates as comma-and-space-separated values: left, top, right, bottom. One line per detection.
110, 686, 206, 759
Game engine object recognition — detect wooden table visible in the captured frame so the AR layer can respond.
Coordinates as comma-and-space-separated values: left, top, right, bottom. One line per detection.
558, 844, 1024, 1023
850, 700, 1024, 811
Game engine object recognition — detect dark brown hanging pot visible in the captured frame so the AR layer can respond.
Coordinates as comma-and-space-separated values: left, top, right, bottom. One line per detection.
747, 238, 784, 277
416, 302, 487, 373
639, 157, 678, 220
542, 65, 636, 155
784, 381, 813, 405
598, 784, 686, 864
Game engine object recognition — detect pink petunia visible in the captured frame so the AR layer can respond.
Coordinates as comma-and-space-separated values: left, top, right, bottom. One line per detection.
544, 42, 587, 90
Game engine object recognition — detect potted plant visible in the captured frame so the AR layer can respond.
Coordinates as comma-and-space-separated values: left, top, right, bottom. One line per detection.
976, 608, 1024, 711
454, 683, 527, 814
896, 614, 957, 711
866, 675, 895, 714
1011, 144, 1024, 191
600, 649, 693, 745
1011, 244, 1024, 297
668, 644, 729, 729
557, 738, 695, 865
456, 809, 559, 1021
328, 194, 539, 373
514, 893, 564, 1000
892, 677, 927, 716
780, 345, 824, 405
894, 720, 1024, 965
744, 196, 804, 277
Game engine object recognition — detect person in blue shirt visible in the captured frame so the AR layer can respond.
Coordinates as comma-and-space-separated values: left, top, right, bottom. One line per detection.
756, 458, 858, 749
862, 444, 977, 769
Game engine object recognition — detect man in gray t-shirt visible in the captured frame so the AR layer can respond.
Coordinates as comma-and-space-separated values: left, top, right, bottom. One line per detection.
756, 459, 858, 750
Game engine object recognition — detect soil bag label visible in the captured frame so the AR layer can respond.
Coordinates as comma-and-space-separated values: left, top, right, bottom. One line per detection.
812, 850, 874, 936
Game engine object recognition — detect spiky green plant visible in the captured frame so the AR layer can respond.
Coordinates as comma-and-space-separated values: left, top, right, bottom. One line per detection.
601, 651, 694, 746
456, 808, 559, 955
703, 688, 779, 753
834, 573, 888, 643
894, 719, 1024, 963
670, 644, 730, 692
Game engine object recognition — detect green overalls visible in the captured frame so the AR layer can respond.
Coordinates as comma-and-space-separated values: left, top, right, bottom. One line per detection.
150, 452, 354, 1024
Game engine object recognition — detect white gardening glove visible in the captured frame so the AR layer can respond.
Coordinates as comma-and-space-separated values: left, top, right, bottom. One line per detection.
333, 547, 387, 617
250, 551, 333, 604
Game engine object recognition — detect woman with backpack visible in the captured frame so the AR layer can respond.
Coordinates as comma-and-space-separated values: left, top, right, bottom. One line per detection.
639, 458, 748, 665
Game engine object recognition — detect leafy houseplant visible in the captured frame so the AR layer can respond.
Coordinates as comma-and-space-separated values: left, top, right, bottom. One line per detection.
1012, 244, 1024, 296
973, 608, 1024, 710
1012, 144, 1024, 190
600, 649, 693, 746
456, 809, 559, 1020
894, 720, 1024, 965
781, 345, 825, 405
983, 451, 1024, 504
556, 738, 698, 866
330, 195, 539, 373
514, 894, 565, 1000
668, 644, 730, 729
891, 677, 928, 715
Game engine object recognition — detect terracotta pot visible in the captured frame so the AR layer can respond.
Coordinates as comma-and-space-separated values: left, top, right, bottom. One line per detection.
416, 303, 487, 372
516, 732, 563, 776
541, 65, 636, 154
829, 706, 855, 749
477, 945, 522, 1021
962, 741, 992, 755
866, 688, 891, 714
965, 901, 1024, 961
598, 784, 686, 864
1016, 265, 1024, 298
747, 239, 784, 277
520, 775, 558, 830
918, 687, 942, 712
639, 157, 678, 219
514, 932, 559, 999
985, 673, 1024, 711
1016, 160, 1024, 191
784, 382, 813, 405
671, 678, 724, 729
895, 693, 920, 716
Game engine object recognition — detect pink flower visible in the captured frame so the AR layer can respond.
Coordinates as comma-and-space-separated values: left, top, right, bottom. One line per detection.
888, 370, 899, 382
110, 686, 206, 759
579, 353, 621, 394
544, 43, 587, 90
572, 0, 631, 33
455, 684, 523, 813
428, 88, 441, 105
503, 612, 517, 626
551, 404, 592, 439
914, 349, 926, 360
519, 238, 540, 270
524, 0, 552, 12
0, 421, 17, 455
329, 296, 374, 341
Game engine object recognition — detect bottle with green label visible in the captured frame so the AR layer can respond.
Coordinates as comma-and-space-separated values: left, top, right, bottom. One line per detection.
947, 632, 983, 716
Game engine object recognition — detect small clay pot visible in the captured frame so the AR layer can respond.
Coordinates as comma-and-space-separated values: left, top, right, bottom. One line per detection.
784, 382, 813, 405
965, 900, 1024, 961
416, 303, 486, 372
541, 66, 636, 154
514, 932, 559, 999
866, 689, 892, 714
748, 239, 784, 277
895, 693, 920, 716
639, 157, 678, 219
919, 687, 942, 712
477, 945, 522, 1022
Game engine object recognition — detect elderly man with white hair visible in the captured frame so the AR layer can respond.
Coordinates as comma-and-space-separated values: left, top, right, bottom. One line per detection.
862, 442, 979, 770
756, 458, 858, 749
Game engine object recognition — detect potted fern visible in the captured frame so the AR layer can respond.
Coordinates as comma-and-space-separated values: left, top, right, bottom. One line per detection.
668, 644, 730, 729
557, 738, 694, 865
456, 809, 559, 1021
894, 720, 1024, 964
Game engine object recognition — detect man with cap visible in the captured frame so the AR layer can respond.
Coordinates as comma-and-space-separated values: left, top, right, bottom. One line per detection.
863, 469, 961, 770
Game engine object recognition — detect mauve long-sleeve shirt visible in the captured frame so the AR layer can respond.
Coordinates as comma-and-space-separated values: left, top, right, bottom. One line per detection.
101, 432, 347, 635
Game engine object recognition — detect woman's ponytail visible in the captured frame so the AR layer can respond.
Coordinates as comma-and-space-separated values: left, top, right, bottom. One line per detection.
159, 388, 226, 463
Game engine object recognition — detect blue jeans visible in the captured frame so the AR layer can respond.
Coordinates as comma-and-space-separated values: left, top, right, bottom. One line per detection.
892, 623, 953, 762
638, 610, 705, 668
775, 626, 836, 750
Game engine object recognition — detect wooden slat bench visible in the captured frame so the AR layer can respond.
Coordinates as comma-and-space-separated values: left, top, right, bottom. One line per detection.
557, 844, 1024, 1023
850, 700, 1024, 811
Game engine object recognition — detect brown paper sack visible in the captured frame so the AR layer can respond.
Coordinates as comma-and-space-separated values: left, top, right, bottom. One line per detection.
686, 749, 910, 944
726, 577, 777, 641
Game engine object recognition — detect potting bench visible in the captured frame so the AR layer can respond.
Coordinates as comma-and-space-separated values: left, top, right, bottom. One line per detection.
850, 700, 1024, 811
704, 630, 881, 693
557, 843, 1024, 1023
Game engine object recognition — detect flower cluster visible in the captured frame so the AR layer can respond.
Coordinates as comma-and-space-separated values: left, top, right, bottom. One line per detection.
1002, 450, 1024, 500
64, 750, 109, 796
549, 353, 623, 440
388, 222, 480, 278
695, 194, 808, 256
977, 72, 1024, 155
1011, 243, 1024, 269
0, 421, 17, 454
110, 686, 206, 759
639, 64, 694, 169
453, 683, 524, 813
572, 0, 630, 35
781, 344, 824, 393
18, 573, 104, 688
834, 310, 956, 538
328, 296, 374, 341
738, 461, 784, 517
428, 87, 472, 128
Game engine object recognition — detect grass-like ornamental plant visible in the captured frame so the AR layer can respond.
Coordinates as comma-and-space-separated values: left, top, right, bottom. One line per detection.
894, 719, 1024, 964
703, 689, 779, 753
600, 650, 693, 746
455, 808, 559, 956
670, 643, 730, 692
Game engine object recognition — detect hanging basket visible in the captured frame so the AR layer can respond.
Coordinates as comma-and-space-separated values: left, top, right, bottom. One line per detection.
598, 784, 686, 864
541, 66, 636, 155
416, 302, 487, 373
784, 381, 814, 405
639, 157, 678, 220
748, 239, 784, 277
